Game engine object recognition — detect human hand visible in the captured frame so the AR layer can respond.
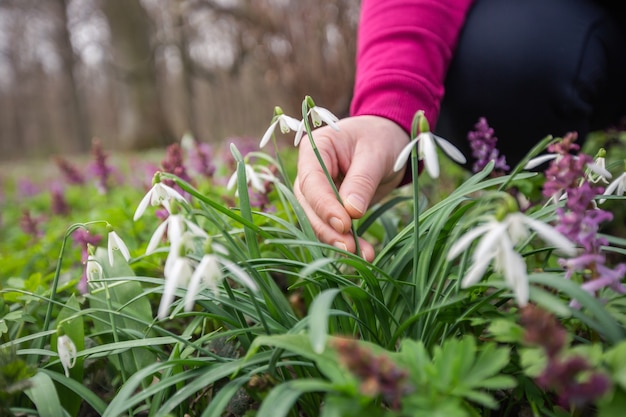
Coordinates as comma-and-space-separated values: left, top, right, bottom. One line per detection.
294, 115, 410, 262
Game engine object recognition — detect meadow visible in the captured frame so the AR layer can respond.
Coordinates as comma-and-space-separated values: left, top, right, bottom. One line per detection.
1, 98, 626, 417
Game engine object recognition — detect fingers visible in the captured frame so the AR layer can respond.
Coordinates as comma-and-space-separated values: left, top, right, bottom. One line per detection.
294, 179, 375, 262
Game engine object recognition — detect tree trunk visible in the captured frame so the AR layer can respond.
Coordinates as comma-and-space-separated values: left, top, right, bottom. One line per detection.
50, 0, 91, 153
101, 0, 172, 150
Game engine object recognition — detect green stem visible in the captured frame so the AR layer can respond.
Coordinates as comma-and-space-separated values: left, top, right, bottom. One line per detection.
301, 100, 362, 257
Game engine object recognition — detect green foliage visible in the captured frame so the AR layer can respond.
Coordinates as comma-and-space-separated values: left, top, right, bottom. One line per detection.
1, 104, 626, 417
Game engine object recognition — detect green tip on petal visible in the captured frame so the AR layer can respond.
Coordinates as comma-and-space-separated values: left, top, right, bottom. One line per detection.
274, 106, 284, 116
229, 142, 244, 163
305, 95, 315, 108
151, 172, 162, 185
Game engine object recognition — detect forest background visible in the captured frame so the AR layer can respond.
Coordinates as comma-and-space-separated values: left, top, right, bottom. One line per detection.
0, 0, 358, 161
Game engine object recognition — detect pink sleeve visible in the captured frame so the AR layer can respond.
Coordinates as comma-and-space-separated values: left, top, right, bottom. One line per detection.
350, 0, 475, 132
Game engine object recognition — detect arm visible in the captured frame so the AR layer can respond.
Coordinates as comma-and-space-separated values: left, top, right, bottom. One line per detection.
296, 0, 475, 260
351, 0, 475, 130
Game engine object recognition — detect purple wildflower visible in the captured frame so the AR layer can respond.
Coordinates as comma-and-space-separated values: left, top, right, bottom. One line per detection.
50, 183, 70, 216
186, 140, 216, 179
17, 178, 40, 198
161, 143, 193, 194
542, 133, 626, 302
467, 117, 509, 173
19, 209, 42, 239
55, 156, 85, 185
87, 137, 114, 194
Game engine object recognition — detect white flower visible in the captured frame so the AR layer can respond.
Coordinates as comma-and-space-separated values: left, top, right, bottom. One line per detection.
145, 214, 208, 255
107, 231, 131, 266
57, 335, 77, 378
85, 255, 103, 283
587, 155, 611, 184
447, 212, 576, 306
133, 183, 187, 221
184, 249, 259, 312
259, 114, 301, 148
393, 132, 466, 178
525, 154, 611, 181
158, 255, 194, 320
226, 164, 276, 194
599, 172, 626, 204
293, 106, 340, 147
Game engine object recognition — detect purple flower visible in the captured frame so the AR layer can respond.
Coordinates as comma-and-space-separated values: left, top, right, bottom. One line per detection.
467, 117, 509, 173
18, 178, 40, 198
541, 133, 626, 303
55, 156, 85, 185
87, 138, 115, 194
19, 209, 42, 239
161, 143, 193, 194
50, 183, 70, 216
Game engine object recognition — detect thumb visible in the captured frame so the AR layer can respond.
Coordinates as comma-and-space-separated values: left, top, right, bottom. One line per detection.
339, 150, 387, 220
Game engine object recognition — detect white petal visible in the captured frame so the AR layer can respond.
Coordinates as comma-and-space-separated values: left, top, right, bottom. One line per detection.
86, 256, 103, 282
586, 161, 612, 182
393, 138, 419, 172
420, 133, 440, 178
167, 215, 185, 249
146, 221, 169, 255
279, 115, 301, 133
108, 231, 131, 266
461, 256, 492, 288
185, 256, 219, 311
159, 258, 192, 320
524, 154, 557, 170
259, 120, 278, 148
160, 183, 187, 203
311, 106, 340, 131
433, 135, 467, 164
447, 223, 494, 260
246, 164, 266, 193
520, 214, 577, 256
226, 170, 238, 191
184, 219, 209, 239
57, 335, 77, 378
293, 120, 306, 147
221, 259, 259, 292
133, 189, 153, 221
499, 241, 529, 306
472, 221, 507, 262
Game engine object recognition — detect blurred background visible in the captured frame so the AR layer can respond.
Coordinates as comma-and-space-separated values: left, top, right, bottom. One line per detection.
0, 0, 359, 161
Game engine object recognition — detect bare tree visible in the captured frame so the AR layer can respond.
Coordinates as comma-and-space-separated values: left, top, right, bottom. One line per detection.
101, 0, 173, 150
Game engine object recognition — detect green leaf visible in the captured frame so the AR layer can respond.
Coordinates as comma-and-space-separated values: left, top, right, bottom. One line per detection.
309, 288, 341, 354
24, 371, 65, 417
256, 379, 335, 417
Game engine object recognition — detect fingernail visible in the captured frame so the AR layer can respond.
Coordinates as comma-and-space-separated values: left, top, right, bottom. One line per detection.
333, 241, 348, 252
329, 217, 344, 234
347, 194, 366, 214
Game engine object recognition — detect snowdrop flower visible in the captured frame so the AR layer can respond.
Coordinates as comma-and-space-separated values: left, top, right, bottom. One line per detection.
393, 111, 466, 178
145, 213, 208, 255
259, 111, 301, 148
184, 246, 259, 312
448, 212, 576, 306
85, 255, 103, 283
133, 182, 186, 221
57, 335, 77, 378
226, 163, 276, 194
525, 153, 611, 181
293, 98, 340, 147
587, 149, 611, 184
107, 230, 131, 266
158, 255, 194, 320
599, 171, 626, 204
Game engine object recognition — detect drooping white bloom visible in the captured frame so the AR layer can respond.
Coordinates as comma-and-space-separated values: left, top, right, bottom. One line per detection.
184, 250, 259, 312
393, 132, 467, 178
133, 183, 187, 221
158, 255, 194, 320
587, 154, 611, 184
293, 106, 340, 147
259, 114, 302, 148
85, 255, 103, 283
226, 164, 278, 195
447, 212, 576, 306
145, 214, 208, 255
57, 335, 77, 378
107, 231, 131, 266
525, 154, 612, 182
599, 172, 626, 204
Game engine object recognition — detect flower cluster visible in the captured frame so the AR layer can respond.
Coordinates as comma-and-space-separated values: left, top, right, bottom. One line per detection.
467, 117, 509, 173
333, 338, 411, 410
520, 305, 610, 407
87, 138, 115, 194
447, 205, 575, 306
133, 180, 258, 320
541, 134, 626, 302
181, 133, 216, 179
